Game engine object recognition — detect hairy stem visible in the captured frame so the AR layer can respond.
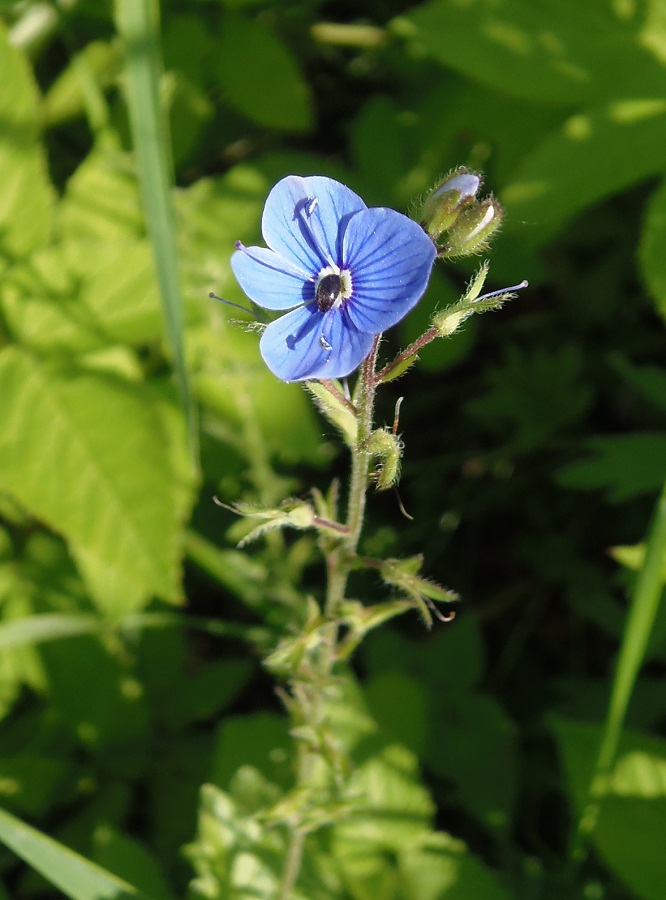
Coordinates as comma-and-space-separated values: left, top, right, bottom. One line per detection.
279, 337, 381, 898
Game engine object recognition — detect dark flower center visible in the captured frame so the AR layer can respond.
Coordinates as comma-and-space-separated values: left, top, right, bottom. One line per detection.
315, 273, 342, 312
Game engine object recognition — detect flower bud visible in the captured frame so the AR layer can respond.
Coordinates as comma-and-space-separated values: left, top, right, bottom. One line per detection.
367, 427, 403, 490
439, 197, 503, 258
420, 168, 481, 239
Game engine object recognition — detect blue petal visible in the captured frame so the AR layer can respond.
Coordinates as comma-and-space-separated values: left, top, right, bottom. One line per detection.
341, 207, 436, 333
231, 245, 312, 311
259, 304, 375, 382
262, 175, 366, 274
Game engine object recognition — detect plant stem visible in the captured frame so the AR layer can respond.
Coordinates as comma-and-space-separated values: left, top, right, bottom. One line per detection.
279, 337, 381, 899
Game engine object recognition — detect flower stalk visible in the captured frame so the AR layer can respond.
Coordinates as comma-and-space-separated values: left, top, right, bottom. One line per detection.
224, 170, 523, 898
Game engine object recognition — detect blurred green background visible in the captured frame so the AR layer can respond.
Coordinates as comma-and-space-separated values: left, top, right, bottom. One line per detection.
1, 0, 666, 897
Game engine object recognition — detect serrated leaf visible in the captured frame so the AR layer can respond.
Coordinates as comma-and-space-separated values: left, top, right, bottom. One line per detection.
0, 21, 54, 258
502, 100, 666, 244
557, 434, 666, 502
0, 348, 194, 615
2, 240, 164, 352
400, 0, 666, 106
216, 14, 313, 132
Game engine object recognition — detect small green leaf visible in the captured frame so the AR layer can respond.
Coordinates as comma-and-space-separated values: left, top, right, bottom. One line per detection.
215, 14, 313, 132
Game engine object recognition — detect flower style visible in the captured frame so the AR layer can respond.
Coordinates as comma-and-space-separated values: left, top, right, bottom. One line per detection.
231, 175, 436, 381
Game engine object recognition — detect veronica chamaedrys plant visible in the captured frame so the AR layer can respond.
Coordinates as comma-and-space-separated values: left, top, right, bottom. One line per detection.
231, 175, 436, 381
211, 170, 525, 897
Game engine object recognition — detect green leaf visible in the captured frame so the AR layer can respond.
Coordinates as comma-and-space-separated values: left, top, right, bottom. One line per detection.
399, 0, 666, 105
611, 356, 666, 416
210, 712, 292, 791
640, 177, 666, 322
92, 827, 176, 900
502, 100, 666, 244
215, 14, 313, 132
58, 142, 145, 242
0, 806, 146, 900
0, 613, 100, 651
40, 634, 149, 752
557, 434, 666, 502
332, 742, 434, 857
0, 348, 195, 614
427, 693, 517, 835
42, 40, 122, 128
2, 240, 164, 352
364, 671, 428, 757
553, 718, 666, 900
398, 832, 512, 900
467, 344, 592, 450
0, 753, 71, 817
0, 20, 54, 259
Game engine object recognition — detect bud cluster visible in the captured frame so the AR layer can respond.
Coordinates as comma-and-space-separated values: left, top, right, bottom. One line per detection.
419, 167, 503, 258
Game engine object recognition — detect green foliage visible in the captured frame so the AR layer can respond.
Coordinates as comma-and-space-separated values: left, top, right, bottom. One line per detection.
0, 0, 665, 897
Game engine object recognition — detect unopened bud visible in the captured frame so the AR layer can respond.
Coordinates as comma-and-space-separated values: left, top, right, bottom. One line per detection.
367, 427, 403, 490
420, 168, 481, 239
439, 197, 503, 258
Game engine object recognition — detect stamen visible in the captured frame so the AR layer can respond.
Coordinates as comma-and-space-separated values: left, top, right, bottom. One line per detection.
209, 291, 265, 321
476, 280, 528, 302
296, 196, 335, 268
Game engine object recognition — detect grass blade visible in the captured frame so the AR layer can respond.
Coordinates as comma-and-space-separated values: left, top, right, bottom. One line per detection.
574, 478, 666, 853
0, 806, 145, 900
114, 0, 198, 468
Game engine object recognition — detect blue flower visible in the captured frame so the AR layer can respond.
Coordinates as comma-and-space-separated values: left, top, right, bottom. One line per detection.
231, 175, 436, 382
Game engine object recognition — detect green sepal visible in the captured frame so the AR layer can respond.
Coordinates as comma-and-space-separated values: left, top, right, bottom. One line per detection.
306, 380, 357, 446
432, 262, 519, 338
375, 352, 418, 384
367, 427, 403, 490
374, 555, 460, 627
229, 499, 315, 547
438, 197, 503, 258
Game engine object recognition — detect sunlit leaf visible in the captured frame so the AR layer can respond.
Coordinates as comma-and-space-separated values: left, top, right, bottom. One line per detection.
215, 14, 313, 132
0, 348, 194, 614
0, 21, 54, 259
400, 0, 666, 105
